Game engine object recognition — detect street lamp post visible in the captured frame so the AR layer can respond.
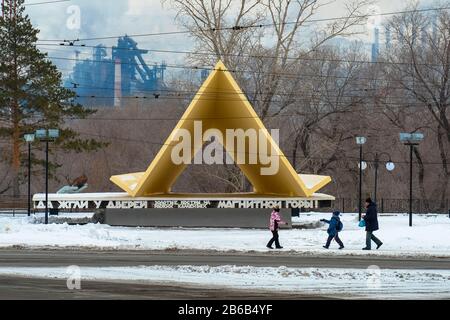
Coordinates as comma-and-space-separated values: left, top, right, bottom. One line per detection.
24, 134, 35, 216
400, 133, 424, 227
356, 137, 367, 220
35, 129, 60, 225
374, 155, 379, 203
362, 152, 395, 204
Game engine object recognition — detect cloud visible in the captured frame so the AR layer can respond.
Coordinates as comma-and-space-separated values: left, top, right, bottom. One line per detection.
24, 0, 191, 74
26, 0, 176, 43
126, 0, 155, 16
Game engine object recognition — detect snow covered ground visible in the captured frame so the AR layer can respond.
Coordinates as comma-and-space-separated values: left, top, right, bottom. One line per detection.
0, 212, 449, 257
0, 265, 448, 299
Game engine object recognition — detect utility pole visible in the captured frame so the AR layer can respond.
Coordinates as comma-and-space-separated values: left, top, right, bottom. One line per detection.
400, 133, 424, 227
409, 144, 414, 227
24, 134, 35, 216
359, 144, 363, 220
361, 152, 395, 204
45, 140, 49, 224
356, 137, 367, 220
35, 129, 59, 225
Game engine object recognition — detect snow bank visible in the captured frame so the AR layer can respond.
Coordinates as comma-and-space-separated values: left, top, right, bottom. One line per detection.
0, 265, 448, 299
0, 213, 449, 257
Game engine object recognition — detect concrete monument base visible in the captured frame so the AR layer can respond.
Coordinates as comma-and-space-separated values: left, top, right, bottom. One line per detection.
33, 192, 334, 228
99, 208, 292, 229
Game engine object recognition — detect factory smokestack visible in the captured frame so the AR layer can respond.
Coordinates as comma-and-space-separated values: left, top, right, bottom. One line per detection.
114, 58, 122, 108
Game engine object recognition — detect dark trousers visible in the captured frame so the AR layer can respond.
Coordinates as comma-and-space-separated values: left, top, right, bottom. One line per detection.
267, 230, 281, 248
325, 233, 344, 248
366, 231, 382, 249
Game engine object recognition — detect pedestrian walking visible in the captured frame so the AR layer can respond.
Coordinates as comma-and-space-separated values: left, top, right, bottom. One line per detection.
362, 198, 383, 250
320, 211, 344, 249
267, 206, 288, 249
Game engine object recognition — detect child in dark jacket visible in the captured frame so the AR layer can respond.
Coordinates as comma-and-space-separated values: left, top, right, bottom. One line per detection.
320, 211, 344, 249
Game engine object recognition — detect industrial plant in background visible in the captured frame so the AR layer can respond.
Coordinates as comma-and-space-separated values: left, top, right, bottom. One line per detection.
66, 36, 167, 108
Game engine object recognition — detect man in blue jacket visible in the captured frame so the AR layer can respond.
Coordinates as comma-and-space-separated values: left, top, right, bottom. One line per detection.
362, 198, 383, 250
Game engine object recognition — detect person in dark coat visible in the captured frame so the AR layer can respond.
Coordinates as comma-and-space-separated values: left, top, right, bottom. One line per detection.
362, 198, 383, 250
320, 211, 344, 249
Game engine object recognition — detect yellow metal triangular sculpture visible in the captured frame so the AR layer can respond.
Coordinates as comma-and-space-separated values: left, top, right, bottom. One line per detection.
111, 61, 331, 197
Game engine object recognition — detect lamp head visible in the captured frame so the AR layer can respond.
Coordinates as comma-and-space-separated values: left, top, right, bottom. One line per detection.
24, 134, 35, 143
48, 129, 60, 139
356, 136, 367, 145
358, 161, 368, 170
386, 161, 395, 171
35, 129, 47, 139
400, 133, 424, 144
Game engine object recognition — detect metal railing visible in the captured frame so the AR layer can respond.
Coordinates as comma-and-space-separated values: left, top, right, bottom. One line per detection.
0, 196, 29, 215
332, 198, 449, 214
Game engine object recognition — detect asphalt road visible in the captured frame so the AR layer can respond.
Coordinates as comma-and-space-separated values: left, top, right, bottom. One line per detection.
0, 276, 338, 300
0, 248, 449, 269
0, 249, 448, 299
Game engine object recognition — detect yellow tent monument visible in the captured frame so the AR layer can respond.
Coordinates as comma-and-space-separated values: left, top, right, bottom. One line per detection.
111, 61, 331, 198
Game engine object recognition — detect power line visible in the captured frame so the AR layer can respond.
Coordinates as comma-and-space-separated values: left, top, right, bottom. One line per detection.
36, 6, 450, 42
61, 82, 413, 99
0, 132, 446, 166
36, 41, 447, 68
44, 55, 437, 83
54, 65, 420, 94
76, 132, 448, 166
70, 93, 431, 108
16, 97, 428, 126
25, 0, 70, 6
0, 73, 432, 105
67, 90, 432, 109
0, 75, 432, 108
0, 122, 445, 166
55, 67, 419, 95
56, 107, 427, 121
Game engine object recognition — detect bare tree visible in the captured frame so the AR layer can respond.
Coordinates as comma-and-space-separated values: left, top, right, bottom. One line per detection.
163, 0, 265, 69
251, 0, 373, 119
381, 2, 450, 208
285, 45, 365, 170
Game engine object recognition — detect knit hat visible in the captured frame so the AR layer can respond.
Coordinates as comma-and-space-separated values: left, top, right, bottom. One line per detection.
333, 211, 341, 216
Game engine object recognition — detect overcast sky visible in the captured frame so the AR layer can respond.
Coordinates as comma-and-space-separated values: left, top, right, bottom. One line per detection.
23, 0, 436, 76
